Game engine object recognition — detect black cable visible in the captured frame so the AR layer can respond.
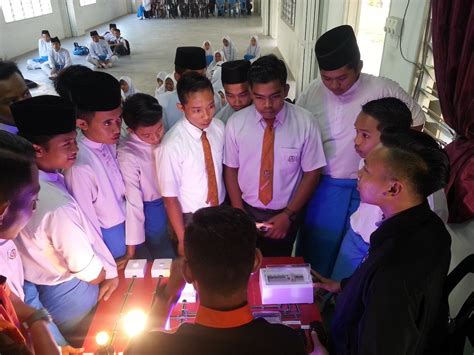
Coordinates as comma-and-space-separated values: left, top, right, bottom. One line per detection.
399, 0, 421, 68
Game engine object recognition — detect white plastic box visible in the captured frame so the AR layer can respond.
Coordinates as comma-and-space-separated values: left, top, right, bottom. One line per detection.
124, 259, 147, 278
151, 258, 173, 278
259, 265, 313, 305
178, 283, 196, 303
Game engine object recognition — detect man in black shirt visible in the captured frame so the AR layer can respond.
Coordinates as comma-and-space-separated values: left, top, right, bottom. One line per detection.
313, 130, 451, 354
125, 206, 309, 355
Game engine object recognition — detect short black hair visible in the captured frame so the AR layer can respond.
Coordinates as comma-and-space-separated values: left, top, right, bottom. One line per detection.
361, 97, 413, 132
122, 93, 162, 130
184, 206, 258, 296
114, 28, 121, 33
0, 131, 35, 203
247, 54, 287, 87
380, 129, 450, 198
0, 61, 22, 81
177, 71, 214, 105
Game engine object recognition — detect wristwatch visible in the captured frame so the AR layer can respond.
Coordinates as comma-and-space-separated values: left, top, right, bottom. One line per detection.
23, 308, 52, 329
283, 207, 297, 222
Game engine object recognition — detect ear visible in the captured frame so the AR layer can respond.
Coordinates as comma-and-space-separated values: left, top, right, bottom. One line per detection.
252, 248, 263, 274
284, 83, 290, 97
182, 258, 195, 284
126, 127, 133, 134
387, 181, 403, 197
32, 144, 44, 159
76, 118, 89, 131
176, 102, 185, 113
174, 72, 180, 82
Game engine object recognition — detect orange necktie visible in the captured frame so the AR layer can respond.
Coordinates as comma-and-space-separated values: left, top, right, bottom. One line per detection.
201, 131, 219, 206
259, 121, 274, 205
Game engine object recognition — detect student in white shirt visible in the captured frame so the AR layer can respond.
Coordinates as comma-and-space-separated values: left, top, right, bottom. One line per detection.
120, 76, 139, 100
110, 28, 130, 56
244, 35, 261, 63
295, 25, 425, 277
103, 23, 117, 43
60, 71, 128, 264
87, 30, 117, 69
157, 72, 225, 256
222, 36, 237, 61
224, 55, 326, 256
159, 47, 222, 131
207, 50, 225, 78
202, 40, 214, 66
26, 30, 51, 70
215, 60, 252, 124
41, 37, 72, 80
0, 132, 61, 355
331, 98, 449, 281
0, 61, 31, 134
155, 71, 167, 98
11, 95, 118, 338
118, 94, 176, 259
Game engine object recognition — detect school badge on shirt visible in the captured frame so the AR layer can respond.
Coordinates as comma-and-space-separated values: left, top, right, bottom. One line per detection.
7, 248, 17, 260
288, 155, 298, 163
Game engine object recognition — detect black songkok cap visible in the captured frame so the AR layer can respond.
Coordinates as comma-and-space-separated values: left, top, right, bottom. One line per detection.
51, 37, 60, 44
90, 30, 99, 37
174, 47, 207, 70
315, 25, 360, 71
11, 95, 76, 137
41, 30, 50, 35
69, 71, 121, 112
221, 60, 251, 84
109, 23, 116, 29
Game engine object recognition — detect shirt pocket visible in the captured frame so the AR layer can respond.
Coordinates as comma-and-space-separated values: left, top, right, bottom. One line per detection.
279, 147, 301, 173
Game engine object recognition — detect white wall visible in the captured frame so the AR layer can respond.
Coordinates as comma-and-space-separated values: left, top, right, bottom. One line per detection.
379, 0, 429, 93
71, 0, 128, 35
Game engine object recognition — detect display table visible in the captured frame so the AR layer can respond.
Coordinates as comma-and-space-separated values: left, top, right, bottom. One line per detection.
82, 257, 320, 354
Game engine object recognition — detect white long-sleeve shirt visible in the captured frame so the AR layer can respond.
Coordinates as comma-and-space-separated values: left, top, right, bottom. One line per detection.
88, 39, 113, 60
38, 38, 50, 57
15, 171, 117, 286
48, 47, 72, 69
117, 133, 162, 246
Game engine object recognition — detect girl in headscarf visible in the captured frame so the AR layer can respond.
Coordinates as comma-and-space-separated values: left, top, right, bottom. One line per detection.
202, 40, 214, 66
164, 73, 177, 93
154, 71, 167, 97
244, 35, 261, 62
119, 76, 138, 100
207, 50, 225, 79
221, 36, 237, 61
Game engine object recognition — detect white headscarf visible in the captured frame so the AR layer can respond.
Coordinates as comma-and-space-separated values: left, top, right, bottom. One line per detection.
164, 73, 177, 92
245, 35, 261, 60
207, 50, 225, 79
119, 76, 138, 100
155, 71, 167, 97
221, 36, 237, 61
202, 40, 213, 56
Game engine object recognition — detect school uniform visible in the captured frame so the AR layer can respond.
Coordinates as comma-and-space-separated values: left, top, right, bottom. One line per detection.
222, 36, 237, 61
26, 39, 50, 69
111, 35, 130, 56
103, 31, 115, 42
0, 240, 24, 300
64, 134, 127, 258
118, 133, 175, 258
157, 117, 226, 214
296, 73, 426, 276
87, 39, 117, 67
42, 47, 72, 76
15, 170, 117, 334
244, 36, 261, 62
224, 103, 326, 256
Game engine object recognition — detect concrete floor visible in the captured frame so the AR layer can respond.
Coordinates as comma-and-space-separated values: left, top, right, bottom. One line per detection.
13, 13, 295, 99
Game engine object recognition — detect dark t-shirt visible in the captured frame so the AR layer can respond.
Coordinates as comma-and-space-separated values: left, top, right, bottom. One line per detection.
125, 318, 307, 355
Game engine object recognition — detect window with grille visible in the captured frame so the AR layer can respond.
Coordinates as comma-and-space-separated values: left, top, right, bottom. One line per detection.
79, 0, 96, 6
281, 0, 296, 29
1, 0, 52, 23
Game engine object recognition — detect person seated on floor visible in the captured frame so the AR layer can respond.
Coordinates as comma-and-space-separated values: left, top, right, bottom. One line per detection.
125, 205, 308, 355
42, 37, 72, 80
87, 30, 117, 69
0, 61, 31, 134
0, 131, 60, 355
313, 129, 452, 355
110, 28, 130, 56
103, 23, 117, 43
26, 30, 51, 70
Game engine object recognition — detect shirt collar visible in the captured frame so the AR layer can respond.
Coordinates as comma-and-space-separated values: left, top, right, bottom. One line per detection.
325, 74, 362, 102
183, 117, 208, 139
130, 132, 155, 147
255, 102, 288, 127
370, 201, 432, 247
195, 303, 253, 328
39, 169, 60, 182
80, 134, 105, 150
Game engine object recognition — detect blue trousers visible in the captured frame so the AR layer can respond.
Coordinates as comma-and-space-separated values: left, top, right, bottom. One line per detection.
330, 226, 369, 281
144, 199, 175, 259
296, 176, 360, 277
206, 55, 213, 66
32, 56, 48, 63
25, 279, 98, 335
101, 222, 126, 259
244, 54, 255, 61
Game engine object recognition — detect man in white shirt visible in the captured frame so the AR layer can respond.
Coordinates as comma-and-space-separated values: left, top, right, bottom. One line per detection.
159, 47, 222, 131
110, 28, 130, 56
11, 95, 118, 338
103, 23, 117, 42
224, 55, 326, 256
26, 30, 51, 70
295, 25, 425, 276
87, 30, 117, 69
215, 59, 252, 124
0, 61, 31, 134
41, 37, 72, 80
157, 72, 225, 256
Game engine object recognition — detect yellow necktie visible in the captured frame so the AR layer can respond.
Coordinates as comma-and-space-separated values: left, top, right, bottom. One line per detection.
201, 131, 219, 206
258, 121, 274, 205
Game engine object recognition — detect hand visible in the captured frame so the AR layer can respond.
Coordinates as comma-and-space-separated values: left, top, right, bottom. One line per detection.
264, 213, 291, 239
165, 257, 186, 302
98, 277, 119, 301
115, 255, 131, 270
61, 345, 84, 354
309, 331, 329, 355
311, 269, 341, 294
